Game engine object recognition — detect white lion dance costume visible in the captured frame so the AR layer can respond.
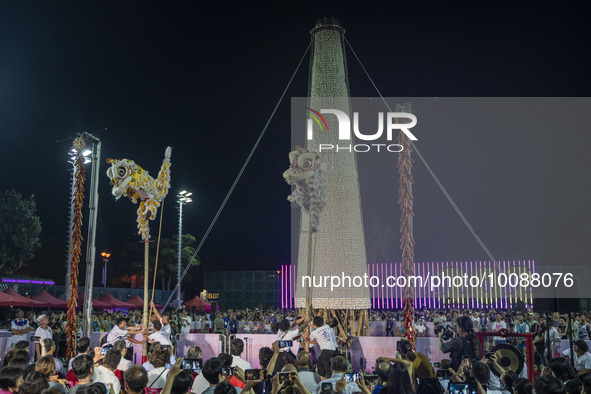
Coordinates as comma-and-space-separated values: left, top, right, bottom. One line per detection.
106, 147, 172, 240
283, 146, 326, 232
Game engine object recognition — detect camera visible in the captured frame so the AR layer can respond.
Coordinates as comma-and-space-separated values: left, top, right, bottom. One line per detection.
434, 325, 454, 341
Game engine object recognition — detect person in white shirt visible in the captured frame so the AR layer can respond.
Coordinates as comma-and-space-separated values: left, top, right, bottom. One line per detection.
229, 338, 252, 371
150, 301, 172, 340
35, 315, 53, 360
92, 349, 122, 394
113, 340, 133, 372
68, 336, 92, 371
314, 355, 359, 394
180, 311, 192, 334
414, 319, 427, 337
146, 348, 170, 391
562, 339, 591, 375
491, 314, 507, 345
305, 316, 338, 379
146, 322, 172, 347
275, 318, 303, 373
106, 317, 143, 346
11, 309, 33, 347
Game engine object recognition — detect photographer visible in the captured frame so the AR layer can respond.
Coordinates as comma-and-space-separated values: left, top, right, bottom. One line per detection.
439, 316, 482, 371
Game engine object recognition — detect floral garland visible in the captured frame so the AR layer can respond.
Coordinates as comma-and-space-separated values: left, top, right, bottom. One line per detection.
397, 107, 416, 349
65, 139, 86, 360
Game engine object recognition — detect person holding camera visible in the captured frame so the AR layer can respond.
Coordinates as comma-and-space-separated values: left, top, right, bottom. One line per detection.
439, 316, 482, 372
391, 340, 441, 394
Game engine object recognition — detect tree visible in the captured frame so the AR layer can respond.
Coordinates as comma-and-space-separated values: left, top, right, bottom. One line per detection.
0, 189, 42, 272
114, 233, 200, 290
157, 234, 200, 290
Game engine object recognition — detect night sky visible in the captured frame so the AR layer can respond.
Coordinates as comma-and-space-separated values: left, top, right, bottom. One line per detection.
1, 1, 590, 296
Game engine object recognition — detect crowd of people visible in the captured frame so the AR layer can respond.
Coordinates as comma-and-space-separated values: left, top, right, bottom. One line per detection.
3, 305, 591, 394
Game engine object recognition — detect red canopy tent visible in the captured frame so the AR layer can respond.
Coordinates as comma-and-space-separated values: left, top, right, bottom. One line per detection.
3, 288, 44, 307
97, 293, 137, 309
31, 289, 67, 309
76, 291, 110, 309
183, 296, 212, 312
125, 295, 163, 310
0, 291, 40, 307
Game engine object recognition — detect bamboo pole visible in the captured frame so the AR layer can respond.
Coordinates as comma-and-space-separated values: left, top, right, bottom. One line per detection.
143, 236, 149, 360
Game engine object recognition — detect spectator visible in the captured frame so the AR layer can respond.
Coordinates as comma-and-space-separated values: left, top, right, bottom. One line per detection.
92, 349, 122, 394
569, 315, 580, 341
535, 375, 566, 394
229, 339, 252, 371
201, 358, 236, 394
515, 314, 529, 353
547, 357, 577, 383
213, 382, 236, 394
512, 378, 533, 394
565, 379, 582, 394
35, 315, 53, 360
69, 354, 95, 394
217, 353, 244, 391
580, 316, 590, 340
124, 365, 149, 394
146, 348, 170, 393
396, 339, 441, 393
415, 319, 427, 337
582, 374, 591, 394
491, 314, 507, 346
439, 316, 481, 371
43, 339, 66, 379
563, 340, 591, 375
8, 357, 29, 378
314, 355, 358, 394
305, 317, 338, 379
214, 315, 225, 335
84, 383, 108, 394
68, 337, 91, 371
11, 309, 33, 348
35, 355, 67, 394
20, 371, 49, 394
113, 340, 133, 372
296, 351, 321, 393
0, 366, 24, 393
375, 363, 413, 394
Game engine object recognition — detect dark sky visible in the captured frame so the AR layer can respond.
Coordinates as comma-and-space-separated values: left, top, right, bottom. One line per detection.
1, 1, 590, 294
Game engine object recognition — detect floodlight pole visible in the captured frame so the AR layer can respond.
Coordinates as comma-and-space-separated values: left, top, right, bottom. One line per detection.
177, 200, 183, 307
176, 191, 192, 308
82, 134, 101, 338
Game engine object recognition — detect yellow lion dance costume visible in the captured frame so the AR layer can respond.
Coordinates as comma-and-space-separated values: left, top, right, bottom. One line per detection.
106, 147, 172, 240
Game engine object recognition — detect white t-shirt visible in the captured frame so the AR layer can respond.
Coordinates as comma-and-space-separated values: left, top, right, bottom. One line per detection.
147, 366, 169, 389
278, 327, 299, 352
36, 326, 53, 340
92, 365, 121, 394
11, 318, 30, 344
492, 321, 507, 341
562, 349, 591, 372
118, 358, 133, 372
190, 373, 209, 394
231, 355, 252, 371
415, 324, 426, 334
160, 318, 171, 340
149, 331, 172, 346
106, 326, 128, 345
309, 325, 337, 351
181, 317, 192, 334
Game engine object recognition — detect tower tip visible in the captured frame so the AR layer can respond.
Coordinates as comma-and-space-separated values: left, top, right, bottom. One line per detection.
311, 17, 344, 35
